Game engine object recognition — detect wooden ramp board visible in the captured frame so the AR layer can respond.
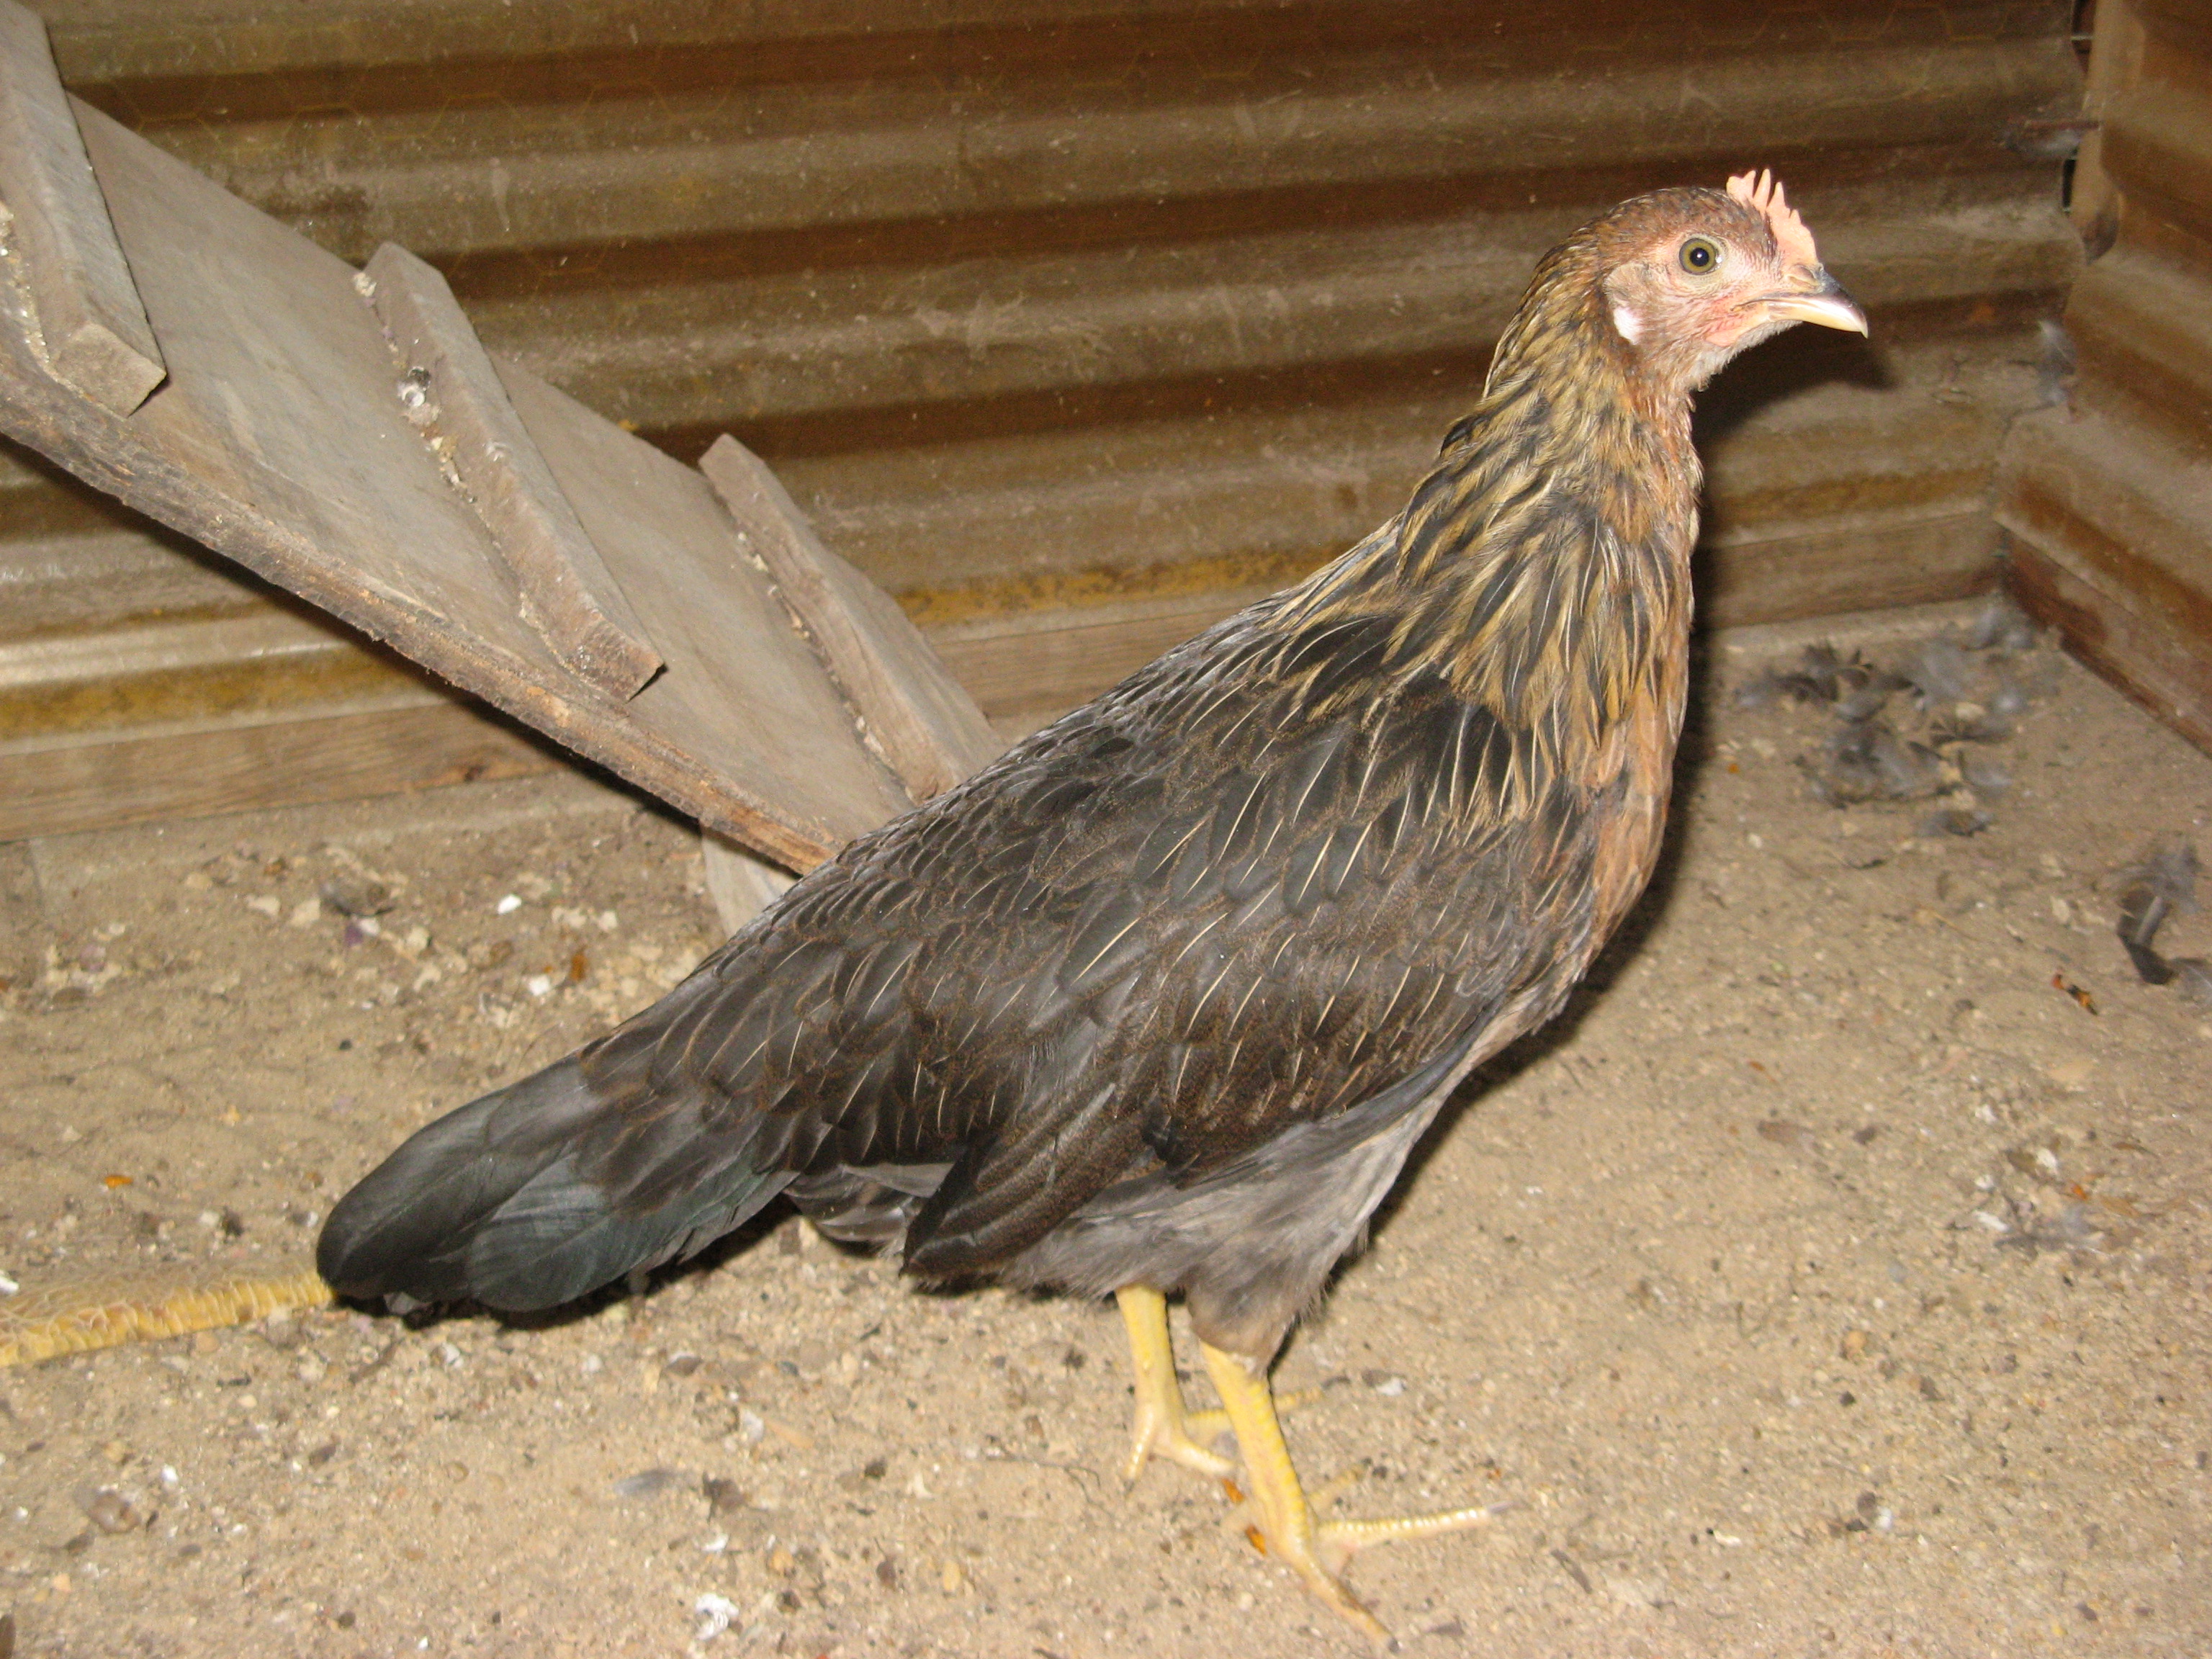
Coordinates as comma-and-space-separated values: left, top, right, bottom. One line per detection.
0, 3, 999, 871
0, 0, 159, 415
361, 241, 661, 701
701, 434, 1002, 800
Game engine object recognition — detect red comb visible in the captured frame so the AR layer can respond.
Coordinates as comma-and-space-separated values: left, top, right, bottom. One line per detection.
1726, 169, 1820, 268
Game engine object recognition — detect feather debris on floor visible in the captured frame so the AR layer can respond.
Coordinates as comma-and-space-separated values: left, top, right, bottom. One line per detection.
2114, 840, 2212, 1004
1743, 593, 2055, 832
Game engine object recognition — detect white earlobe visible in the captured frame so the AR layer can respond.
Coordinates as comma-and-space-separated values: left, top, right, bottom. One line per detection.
1610, 302, 1643, 344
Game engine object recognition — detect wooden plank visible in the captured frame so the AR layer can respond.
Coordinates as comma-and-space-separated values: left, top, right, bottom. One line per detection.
928, 588, 1258, 725
0, 0, 161, 413
0, 696, 555, 840
701, 433, 1000, 802
1993, 0, 2212, 760
1997, 401, 2212, 759
1997, 408, 2212, 642
8, 6, 2079, 716
0, 94, 902, 872
498, 364, 912, 850
360, 241, 660, 700
701, 830, 796, 937
2007, 536, 2212, 757
1699, 507, 2000, 629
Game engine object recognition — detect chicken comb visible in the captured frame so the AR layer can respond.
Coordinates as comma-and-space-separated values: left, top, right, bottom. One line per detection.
1726, 169, 1819, 268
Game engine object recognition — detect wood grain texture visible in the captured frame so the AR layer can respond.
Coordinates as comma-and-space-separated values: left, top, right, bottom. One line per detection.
0, 2, 2091, 833
497, 364, 912, 851
2007, 534, 2212, 756
0, 94, 907, 869
41, 0, 2074, 639
1997, 408, 2212, 649
0, 695, 556, 840
361, 240, 660, 699
702, 828, 796, 936
701, 433, 1001, 801
1997, 0, 2212, 756
0, 0, 161, 413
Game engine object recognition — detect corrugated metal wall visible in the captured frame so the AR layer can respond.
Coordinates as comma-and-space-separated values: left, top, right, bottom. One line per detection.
1997, 0, 2212, 752
4, 1, 2083, 836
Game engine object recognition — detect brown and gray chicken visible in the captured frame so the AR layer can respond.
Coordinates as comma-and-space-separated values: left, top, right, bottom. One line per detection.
321, 171, 1863, 1640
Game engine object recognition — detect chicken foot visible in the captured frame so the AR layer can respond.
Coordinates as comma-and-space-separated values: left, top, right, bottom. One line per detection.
1115, 1285, 1329, 1486
1115, 1285, 1238, 1481
1200, 1342, 1509, 1646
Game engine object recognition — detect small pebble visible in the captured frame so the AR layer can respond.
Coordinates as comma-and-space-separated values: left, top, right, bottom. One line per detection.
81, 1490, 143, 1534
320, 876, 394, 918
701, 1475, 747, 1516
693, 1592, 738, 1642
495, 894, 523, 916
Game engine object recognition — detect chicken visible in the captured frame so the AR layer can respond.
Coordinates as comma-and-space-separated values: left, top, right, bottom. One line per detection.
320, 171, 1863, 1642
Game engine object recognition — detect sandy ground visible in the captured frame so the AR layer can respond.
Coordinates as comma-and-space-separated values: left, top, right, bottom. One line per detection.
0, 601, 2208, 1658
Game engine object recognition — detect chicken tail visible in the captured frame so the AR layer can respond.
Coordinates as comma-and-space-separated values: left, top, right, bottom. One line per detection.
317, 1048, 796, 1313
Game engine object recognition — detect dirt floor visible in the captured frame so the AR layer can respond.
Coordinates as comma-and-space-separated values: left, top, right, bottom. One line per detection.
0, 599, 2207, 1658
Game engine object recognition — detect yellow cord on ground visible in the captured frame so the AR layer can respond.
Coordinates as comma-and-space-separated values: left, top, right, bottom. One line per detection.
0, 1268, 336, 1366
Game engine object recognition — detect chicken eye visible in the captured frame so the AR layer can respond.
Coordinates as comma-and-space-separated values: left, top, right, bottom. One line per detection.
1679, 236, 1722, 274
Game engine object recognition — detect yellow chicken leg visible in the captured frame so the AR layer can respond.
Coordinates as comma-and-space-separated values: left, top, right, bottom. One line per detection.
1115, 1285, 1236, 1483
1200, 1342, 1508, 1646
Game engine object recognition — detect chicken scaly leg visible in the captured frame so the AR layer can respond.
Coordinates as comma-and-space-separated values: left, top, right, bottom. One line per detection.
1200, 1343, 1507, 1645
1115, 1285, 1236, 1482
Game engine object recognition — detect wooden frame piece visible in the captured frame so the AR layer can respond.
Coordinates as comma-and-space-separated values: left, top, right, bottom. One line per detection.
0, 0, 160, 414
702, 433, 1001, 802
361, 242, 661, 701
0, 90, 943, 871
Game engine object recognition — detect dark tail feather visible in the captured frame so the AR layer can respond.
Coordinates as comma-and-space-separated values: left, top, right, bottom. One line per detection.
318, 1055, 792, 1313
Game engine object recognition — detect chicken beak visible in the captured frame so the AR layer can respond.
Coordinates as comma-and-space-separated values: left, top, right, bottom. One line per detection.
1758, 272, 1868, 335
